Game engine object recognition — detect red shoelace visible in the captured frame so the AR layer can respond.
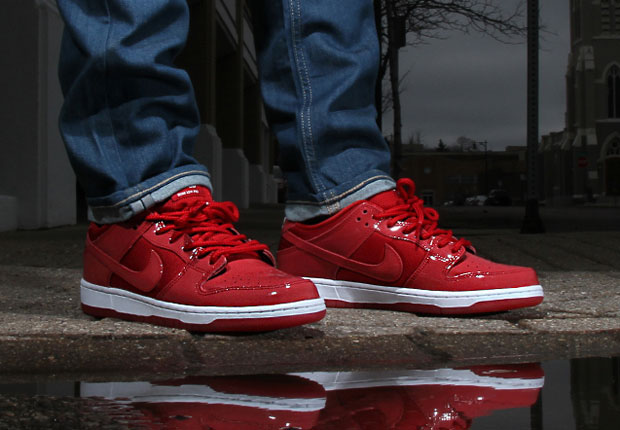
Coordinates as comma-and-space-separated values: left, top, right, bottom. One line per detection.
146, 199, 268, 264
375, 178, 471, 253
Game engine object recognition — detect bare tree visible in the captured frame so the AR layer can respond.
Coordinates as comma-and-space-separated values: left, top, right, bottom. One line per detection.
374, 0, 528, 177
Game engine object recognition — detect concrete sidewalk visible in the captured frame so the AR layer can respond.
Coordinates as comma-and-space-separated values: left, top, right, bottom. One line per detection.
1, 206, 619, 380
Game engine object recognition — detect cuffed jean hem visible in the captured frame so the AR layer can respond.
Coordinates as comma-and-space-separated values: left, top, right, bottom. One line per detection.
87, 166, 212, 224
284, 175, 396, 222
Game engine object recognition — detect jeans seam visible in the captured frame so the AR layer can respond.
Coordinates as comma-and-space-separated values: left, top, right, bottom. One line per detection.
287, 175, 394, 206
89, 169, 209, 209
326, 189, 339, 214
102, 0, 125, 186
289, 0, 324, 193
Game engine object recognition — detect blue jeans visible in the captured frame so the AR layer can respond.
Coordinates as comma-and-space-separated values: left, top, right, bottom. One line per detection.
57, 0, 394, 223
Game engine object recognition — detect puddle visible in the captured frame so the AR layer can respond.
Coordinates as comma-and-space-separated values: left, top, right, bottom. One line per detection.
1, 357, 618, 429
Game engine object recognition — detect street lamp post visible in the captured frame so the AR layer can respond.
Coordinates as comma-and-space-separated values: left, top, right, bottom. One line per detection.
521, 0, 545, 233
386, 1, 407, 179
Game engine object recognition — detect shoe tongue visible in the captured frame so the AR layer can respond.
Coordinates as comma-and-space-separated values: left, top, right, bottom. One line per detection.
368, 188, 403, 209
170, 185, 213, 203
163, 186, 262, 262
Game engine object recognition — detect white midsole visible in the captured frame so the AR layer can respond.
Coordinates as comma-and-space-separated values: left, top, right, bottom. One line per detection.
80, 279, 326, 324
306, 277, 543, 308
81, 381, 326, 411
292, 368, 544, 391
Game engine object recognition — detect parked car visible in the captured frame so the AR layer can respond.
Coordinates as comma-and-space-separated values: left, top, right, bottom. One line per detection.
485, 189, 512, 206
465, 195, 488, 206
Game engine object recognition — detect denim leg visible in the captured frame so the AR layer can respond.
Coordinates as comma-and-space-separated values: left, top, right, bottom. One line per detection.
254, 0, 395, 221
57, 0, 211, 224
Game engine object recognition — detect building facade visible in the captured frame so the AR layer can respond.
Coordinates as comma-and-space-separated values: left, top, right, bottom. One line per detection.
400, 147, 527, 207
0, 0, 279, 231
542, 0, 620, 205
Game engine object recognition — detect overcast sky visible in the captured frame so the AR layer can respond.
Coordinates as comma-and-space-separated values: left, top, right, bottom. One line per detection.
382, 0, 570, 151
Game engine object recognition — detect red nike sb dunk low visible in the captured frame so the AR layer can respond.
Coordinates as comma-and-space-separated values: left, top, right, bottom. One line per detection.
278, 178, 543, 315
294, 364, 543, 429
81, 374, 326, 430
81, 186, 325, 332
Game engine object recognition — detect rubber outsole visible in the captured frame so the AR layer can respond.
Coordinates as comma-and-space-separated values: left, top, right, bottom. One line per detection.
81, 381, 327, 411
308, 277, 544, 315
81, 279, 326, 332
293, 367, 545, 391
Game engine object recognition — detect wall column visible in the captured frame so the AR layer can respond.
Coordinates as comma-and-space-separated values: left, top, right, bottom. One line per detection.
0, 1, 75, 230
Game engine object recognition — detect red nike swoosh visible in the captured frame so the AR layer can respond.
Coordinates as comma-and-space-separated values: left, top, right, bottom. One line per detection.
283, 230, 403, 283
87, 242, 164, 293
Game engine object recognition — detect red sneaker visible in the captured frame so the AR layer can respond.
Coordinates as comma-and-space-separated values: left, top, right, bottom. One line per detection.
294, 364, 544, 429
278, 178, 543, 315
81, 186, 325, 332
80, 374, 326, 430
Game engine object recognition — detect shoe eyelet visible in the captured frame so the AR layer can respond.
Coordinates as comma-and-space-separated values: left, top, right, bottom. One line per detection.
362, 209, 368, 214
365, 222, 369, 227
356, 217, 361, 222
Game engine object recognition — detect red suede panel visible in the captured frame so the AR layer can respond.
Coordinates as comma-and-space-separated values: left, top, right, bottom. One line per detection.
348, 232, 390, 264
278, 246, 340, 279
281, 201, 364, 242
90, 223, 147, 260
139, 244, 187, 296
387, 235, 428, 283
120, 236, 158, 271
108, 274, 132, 292
311, 208, 374, 258
110, 238, 187, 297
82, 246, 112, 286
278, 236, 294, 252
87, 223, 111, 241
338, 232, 428, 286
368, 187, 401, 209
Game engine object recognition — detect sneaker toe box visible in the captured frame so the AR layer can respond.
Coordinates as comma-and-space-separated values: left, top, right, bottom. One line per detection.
447, 253, 540, 291
161, 259, 320, 307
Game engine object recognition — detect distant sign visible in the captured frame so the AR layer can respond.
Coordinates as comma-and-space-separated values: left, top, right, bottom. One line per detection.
577, 156, 588, 168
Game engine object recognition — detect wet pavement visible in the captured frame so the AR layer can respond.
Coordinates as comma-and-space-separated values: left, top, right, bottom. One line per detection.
0, 205, 619, 381
1, 358, 618, 429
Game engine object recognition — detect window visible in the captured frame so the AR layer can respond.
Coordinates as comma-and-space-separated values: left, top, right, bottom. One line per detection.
605, 138, 620, 195
602, 0, 611, 33
608, 65, 620, 118
607, 137, 620, 156
601, 0, 620, 33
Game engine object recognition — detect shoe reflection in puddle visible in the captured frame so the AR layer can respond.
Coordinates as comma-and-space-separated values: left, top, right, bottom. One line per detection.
294, 364, 544, 429
81, 364, 543, 429
81, 374, 326, 429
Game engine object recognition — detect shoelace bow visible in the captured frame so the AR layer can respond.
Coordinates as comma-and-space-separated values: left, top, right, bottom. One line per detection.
375, 178, 471, 253
146, 199, 268, 264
